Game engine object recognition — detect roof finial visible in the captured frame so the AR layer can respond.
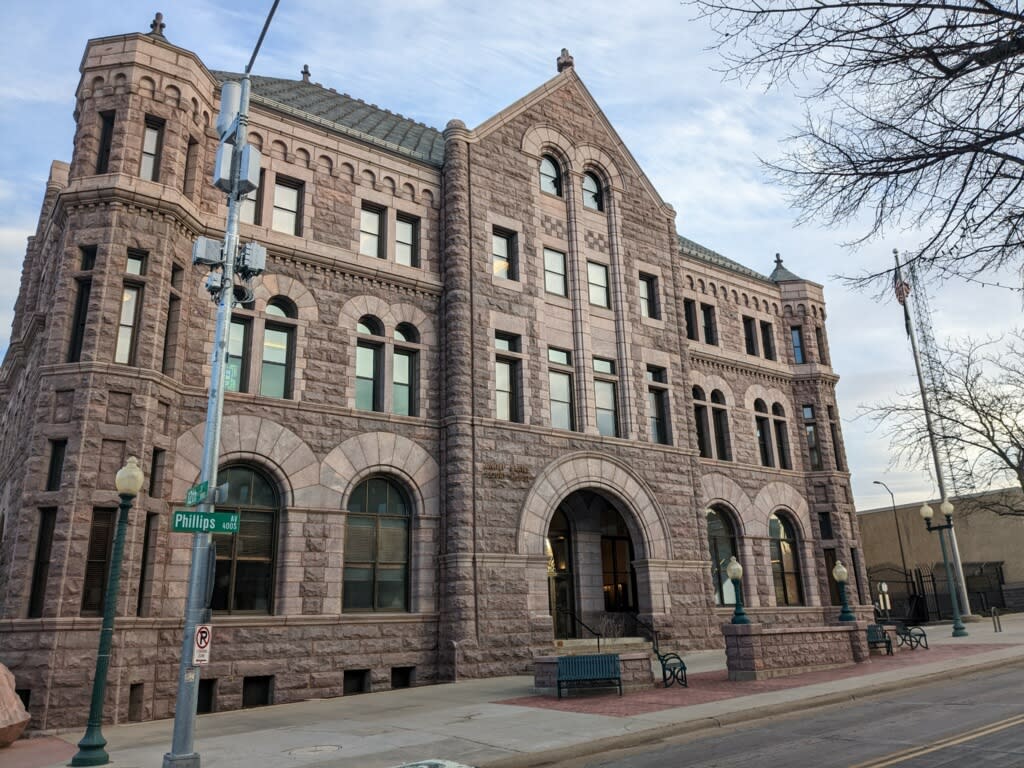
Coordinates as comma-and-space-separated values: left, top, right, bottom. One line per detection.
148, 12, 166, 39
301, 64, 311, 83
557, 48, 574, 73
775, 253, 783, 267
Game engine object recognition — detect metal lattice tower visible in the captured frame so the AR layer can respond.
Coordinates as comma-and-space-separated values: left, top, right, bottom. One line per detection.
906, 260, 975, 496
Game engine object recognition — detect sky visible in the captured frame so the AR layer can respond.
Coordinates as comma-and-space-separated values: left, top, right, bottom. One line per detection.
1, 0, 1020, 511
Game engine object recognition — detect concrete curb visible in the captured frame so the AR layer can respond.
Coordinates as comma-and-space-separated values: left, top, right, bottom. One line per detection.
479, 655, 1024, 768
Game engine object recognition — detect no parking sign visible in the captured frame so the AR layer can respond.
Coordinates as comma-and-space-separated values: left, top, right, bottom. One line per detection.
194, 624, 212, 665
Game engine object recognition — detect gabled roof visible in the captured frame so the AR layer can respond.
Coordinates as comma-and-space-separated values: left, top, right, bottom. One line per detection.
212, 72, 445, 166
678, 236, 773, 284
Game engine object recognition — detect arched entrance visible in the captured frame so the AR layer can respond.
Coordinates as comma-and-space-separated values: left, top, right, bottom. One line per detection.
545, 489, 640, 639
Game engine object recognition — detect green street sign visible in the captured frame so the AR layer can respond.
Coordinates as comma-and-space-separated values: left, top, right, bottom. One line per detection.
171, 510, 239, 534
185, 481, 209, 507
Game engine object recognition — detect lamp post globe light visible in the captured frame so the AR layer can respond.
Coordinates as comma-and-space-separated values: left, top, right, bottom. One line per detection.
725, 556, 750, 625
920, 501, 968, 637
832, 561, 856, 622
71, 457, 145, 767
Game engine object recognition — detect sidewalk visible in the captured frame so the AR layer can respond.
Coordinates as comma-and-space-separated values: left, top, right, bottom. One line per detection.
7, 613, 1022, 768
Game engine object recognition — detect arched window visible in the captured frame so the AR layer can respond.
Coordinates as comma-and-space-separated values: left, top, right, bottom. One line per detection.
356, 315, 384, 411
540, 155, 562, 196
710, 389, 732, 461
772, 403, 792, 469
393, 323, 420, 416
582, 172, 603, 211
769, 512, 804, 606
344, 476, 411, 612
707, 506, 739, 605
211, 465, 279, 614
754, 399, 773, 467
693, 386, 712, 458
226, 295, 298, 399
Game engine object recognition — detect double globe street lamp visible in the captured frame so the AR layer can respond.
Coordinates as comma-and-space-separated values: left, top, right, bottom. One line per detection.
71, 457, 145, 766
920, 500, 968, 638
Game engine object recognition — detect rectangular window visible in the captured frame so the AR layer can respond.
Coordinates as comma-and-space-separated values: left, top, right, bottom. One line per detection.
272, 178, 302, 235
96, 111, 115, 174
260, 325, 293, 399
80, 245, 97, 271
683, 299, 699, 341
68, 279, 92, 363
791, 326, 806, 364
548, 348, 574, 430
359, 205, 384, 258
395, 215, 419, 267
829, 405, 844, 470
149, 448, 166, 497
225, 319, 250, 393
393, 348, 417, 416
356, 343, 382, 411
162, 294, 181, 375
28, 508, 58, 618
803, 404, 823, 470
593, 358, 618, 437
646, 366, 669, 445
694, 400, 712, 458
46, 440, 67, 492
742, 316, 758, 356
114, 284, 142, 365
761, 320, 776, 360
816, 326, 829, 365
81, 508, 115, 616
183, 138, 199, 197
544, 248, 568, 296
136, 513, 160, 617
239, 170, 264, 225
818, 511, 834, 540
495, 332, 522, 423
126, 249, 147, 276
587, 261, 610, 307
775, 418, 792, 470
639, 274, 659, 319
492, 229, 517, 280
700, 303, 718, 345
140, 117, 164, 182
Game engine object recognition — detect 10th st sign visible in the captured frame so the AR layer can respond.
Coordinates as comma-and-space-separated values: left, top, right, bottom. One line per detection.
171, 510, 239, 534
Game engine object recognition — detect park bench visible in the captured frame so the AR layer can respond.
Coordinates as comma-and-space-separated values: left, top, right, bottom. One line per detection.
866, 623, 893, 655
656, 651, 688, 688
894, 624, 928, 650
556, 653, 622, 699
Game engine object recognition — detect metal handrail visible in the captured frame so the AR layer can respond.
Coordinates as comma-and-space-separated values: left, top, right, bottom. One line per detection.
629, 612, 660, 656
557, 608, 603, 652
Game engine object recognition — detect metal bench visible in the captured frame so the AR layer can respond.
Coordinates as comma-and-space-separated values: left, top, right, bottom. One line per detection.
894, 624, 928, 649
657, 651, 688, 688
866, 623, 893, 655
556, 653, 622, 699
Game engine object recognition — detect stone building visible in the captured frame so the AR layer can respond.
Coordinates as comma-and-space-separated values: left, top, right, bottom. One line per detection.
0, 21, 864, 729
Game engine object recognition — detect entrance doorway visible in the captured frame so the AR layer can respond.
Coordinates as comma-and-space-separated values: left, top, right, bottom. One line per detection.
545, 490, 640, 639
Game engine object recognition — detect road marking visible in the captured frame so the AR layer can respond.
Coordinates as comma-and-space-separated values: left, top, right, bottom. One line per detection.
848, 712, 1024, 767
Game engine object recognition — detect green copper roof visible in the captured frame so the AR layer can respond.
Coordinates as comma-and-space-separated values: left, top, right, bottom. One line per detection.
678, 236, 773, 283
213, 72, 445, 167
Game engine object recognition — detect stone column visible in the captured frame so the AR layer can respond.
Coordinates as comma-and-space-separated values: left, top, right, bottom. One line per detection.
438, 120, 479, 677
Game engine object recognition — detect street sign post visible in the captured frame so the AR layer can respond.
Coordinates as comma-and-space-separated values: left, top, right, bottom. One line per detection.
185, 481, 209, 507
171, 510, 239, 534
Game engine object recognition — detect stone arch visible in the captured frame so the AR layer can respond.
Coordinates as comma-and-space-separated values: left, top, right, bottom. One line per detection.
360, 168, 376, 188
90, 75, 105, 93
421, 188, 435, 207
320, 432, 440, 517
390, 302, 437, 347
691, 371, 734, 405
401, 182, 415, 201
574, 143, 625, 192
252, 273, 318, 322
164, 84, 181, 106
295, 147, 311, 168
247, 131, 264, 151
114, 72, 128, 93
139, 76, 156, 95
382, 175, 397, 195
752, 482, 811, 538
339, 294, 399, 332
340, 162, 356, 182
742, 383, 793, 413
318, 154, 333, 175
171, 415, 320, 508
700, 473, 754, 536
520, 123, 575, 161
270, 139, 288, 161
517, 452, 671, 560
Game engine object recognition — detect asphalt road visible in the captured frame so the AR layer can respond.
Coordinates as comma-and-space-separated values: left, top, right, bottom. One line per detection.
550, 667, 1024, 768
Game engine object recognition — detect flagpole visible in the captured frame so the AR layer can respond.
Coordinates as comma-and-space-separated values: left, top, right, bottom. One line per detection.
893, 250, 972, 617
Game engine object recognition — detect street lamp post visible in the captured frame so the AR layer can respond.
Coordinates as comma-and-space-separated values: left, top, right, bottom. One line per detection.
920, 501, 968, 638
832, 561, 856, 622
71, 457, 145, 767
873, 480, 909, 580
725, 556, 750, 625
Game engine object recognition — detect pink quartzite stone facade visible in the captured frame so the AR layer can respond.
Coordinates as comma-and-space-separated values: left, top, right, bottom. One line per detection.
722, 621, 871, 681
0, 25, 865, 731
